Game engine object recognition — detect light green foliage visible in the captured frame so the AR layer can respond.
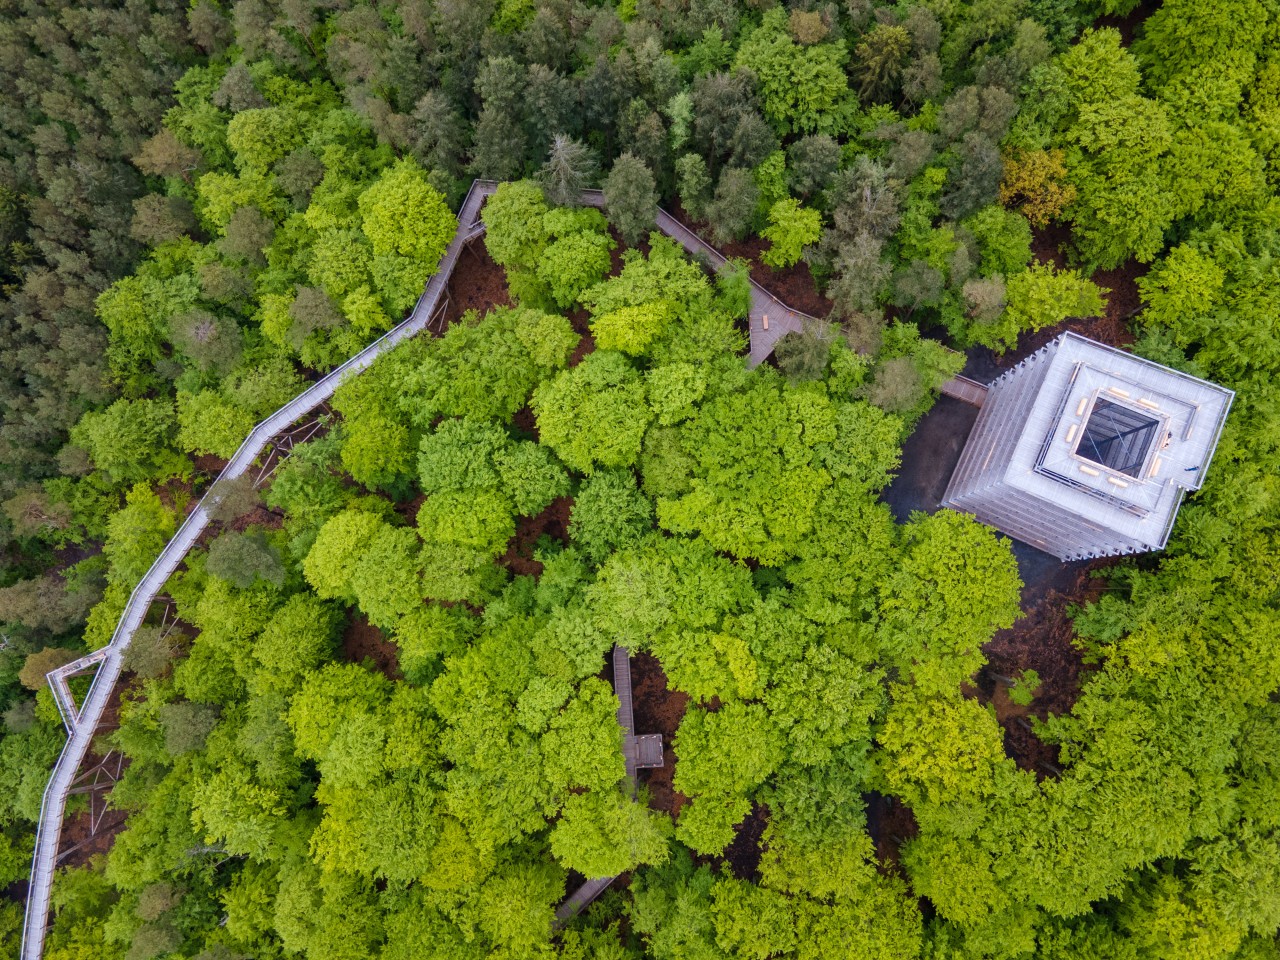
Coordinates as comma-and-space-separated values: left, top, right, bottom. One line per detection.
416, 417, 567, 556
303, 509, 389, 601
70, 398, 185, 485
591, 303, 672, 355
761, 198, 822, 268
496, 442, 569, 516
481, 180, 550, 271
417, 489, 515, 555
96, 267, 200, 384
176, 389, 254, 458
103, 485, 176, 590
418, 418, 508, 495
651, 628, 763, 706
675, 702, 784, 853
647, 362, 707, 426
532, 351, 652, 474
877, 510, 1022, 693
226, 107, 305, 170
550, 789, 670, 878
587, 536, 756, 650
358, 160, 454, 278
536, 228, 615, 309
971, 262, 1107, 352
1009, 669, 1041, 707
196, 169, 284, 231
657, 372, 903, 565
964, 205, 1034, 277
734, 9, 849, 135
541, 678, 624, 793
248, 599, 340, 696
569, 469, 653, 564
400, 307, 578, 425
581, 235, 712, 318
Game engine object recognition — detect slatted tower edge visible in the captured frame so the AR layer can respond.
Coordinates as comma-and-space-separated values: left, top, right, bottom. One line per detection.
942, 332, 1234, 561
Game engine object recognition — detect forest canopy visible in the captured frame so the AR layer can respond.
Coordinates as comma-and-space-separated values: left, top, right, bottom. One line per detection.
2, 1, 1280, 960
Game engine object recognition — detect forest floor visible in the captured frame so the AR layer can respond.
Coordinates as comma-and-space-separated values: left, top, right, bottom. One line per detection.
865, 792, 920, 875
713, 230, 834, 319
342, 614, 400, 680
631, 652, 689, 820
441, 240, 512, 327
501, 495, 573, 578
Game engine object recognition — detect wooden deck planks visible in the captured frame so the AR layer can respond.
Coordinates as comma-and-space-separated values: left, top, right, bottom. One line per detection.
940, 375, 990, 407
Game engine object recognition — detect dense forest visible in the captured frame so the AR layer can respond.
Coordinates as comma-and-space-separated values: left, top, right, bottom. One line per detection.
2, 0, 1280, 958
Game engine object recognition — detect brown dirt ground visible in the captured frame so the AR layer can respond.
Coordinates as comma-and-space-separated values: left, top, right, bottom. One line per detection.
393, 493, 427, 527
864, 792, 920, 874
192, 453, 228, 475
227, 503, 285, 534
499, 495, 573, 578
631, 652, 690, 820
715, 232, 835, 319
565, 305, 598, 367
1094, 1, 1158, 44
342, 613, 401, 680
510, 405, 538, 440
720, 803, 770, 881
972, 557, 1125, 778
442, 239, 513, 326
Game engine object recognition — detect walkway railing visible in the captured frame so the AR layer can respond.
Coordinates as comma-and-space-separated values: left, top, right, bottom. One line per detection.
20, 181, 496, 960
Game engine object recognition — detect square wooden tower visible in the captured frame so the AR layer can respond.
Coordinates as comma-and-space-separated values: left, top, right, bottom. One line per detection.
942, 333, 1234, 561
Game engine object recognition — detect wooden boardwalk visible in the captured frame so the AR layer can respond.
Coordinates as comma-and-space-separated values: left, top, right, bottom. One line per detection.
570, 190, 815, 367
554, 645, 664, 924
940, 375, 989, 407
21, 183, 495, 960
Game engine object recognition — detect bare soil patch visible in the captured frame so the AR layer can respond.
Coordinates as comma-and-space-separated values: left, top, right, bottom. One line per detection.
510, 405, 538, 440
192, 453, 228, 476
715, 233, 834, 319
973, 557, 1124, 777
227, 503, 284, 534
393, 493, 426, 527
499, 495, 573, 578
566, 307, 597, 367
1094, 1, 1158, 44
720, 803, 769, 881
342, 613, 400, 680
443, 239, 513, 326
631, 652, 690, 819
864, 791, 919, 874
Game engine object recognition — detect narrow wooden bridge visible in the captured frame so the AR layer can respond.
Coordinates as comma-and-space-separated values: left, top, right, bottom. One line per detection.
554, 644, 664, 924
940, 374, 989, 407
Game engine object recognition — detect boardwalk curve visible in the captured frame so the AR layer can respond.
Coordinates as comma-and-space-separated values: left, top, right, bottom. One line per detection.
20, 182, 495, 960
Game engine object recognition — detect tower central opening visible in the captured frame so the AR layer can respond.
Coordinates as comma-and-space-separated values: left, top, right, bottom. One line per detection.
1075, 397, 1160, 478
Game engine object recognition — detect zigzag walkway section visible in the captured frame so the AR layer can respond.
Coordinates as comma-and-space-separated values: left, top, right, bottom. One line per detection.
20, 181, 497, 960
23, 179, 982, 957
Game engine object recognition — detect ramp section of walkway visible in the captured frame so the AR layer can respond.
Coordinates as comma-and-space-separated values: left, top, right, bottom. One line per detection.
21, 182, 494, 960
575, 191, 817, 368
940, 375, 989, 407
